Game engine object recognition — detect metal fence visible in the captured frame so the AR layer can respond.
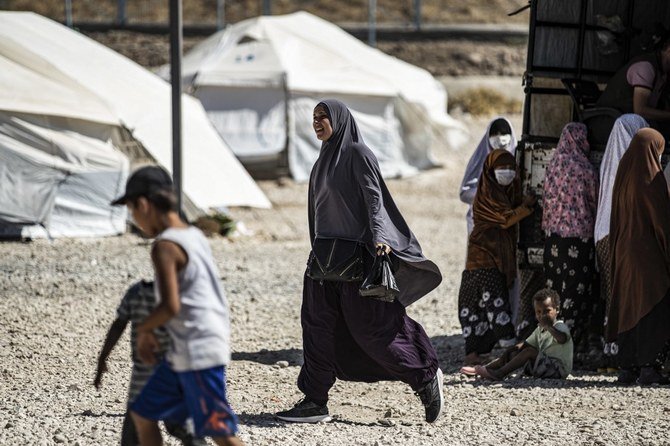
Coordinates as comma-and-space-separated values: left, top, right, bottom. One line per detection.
1, 0, 528, 46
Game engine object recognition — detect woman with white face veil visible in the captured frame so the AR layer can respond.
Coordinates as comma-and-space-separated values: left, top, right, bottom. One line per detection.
594, 114, 649, 366
460, 117, 518, 235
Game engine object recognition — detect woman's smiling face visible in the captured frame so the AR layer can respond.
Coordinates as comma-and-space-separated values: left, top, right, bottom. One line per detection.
313, 105, 333, 141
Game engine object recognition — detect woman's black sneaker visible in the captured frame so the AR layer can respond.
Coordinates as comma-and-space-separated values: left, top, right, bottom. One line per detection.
416, 368, 444, 423
275, 397, 332, 423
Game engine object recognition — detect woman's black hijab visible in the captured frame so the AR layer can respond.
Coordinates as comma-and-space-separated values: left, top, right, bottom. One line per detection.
308, 99, 442, 306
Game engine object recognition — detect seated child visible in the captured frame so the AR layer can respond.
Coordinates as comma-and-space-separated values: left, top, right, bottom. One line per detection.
94, 280, 206, 446
463, 288, 573, 380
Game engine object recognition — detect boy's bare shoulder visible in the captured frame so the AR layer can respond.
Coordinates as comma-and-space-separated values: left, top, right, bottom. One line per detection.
151, 239, 188, 268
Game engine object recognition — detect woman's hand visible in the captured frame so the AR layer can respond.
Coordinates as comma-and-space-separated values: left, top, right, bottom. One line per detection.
376, 243, 391, 256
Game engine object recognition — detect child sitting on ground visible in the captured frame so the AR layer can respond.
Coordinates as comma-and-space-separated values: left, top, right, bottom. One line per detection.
464, 288, 573, 380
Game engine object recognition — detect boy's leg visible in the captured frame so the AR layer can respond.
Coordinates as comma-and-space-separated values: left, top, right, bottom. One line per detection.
179, 366, 241, 443
164, 421, 207, 446
211, 436, 244, 446
489, 346, 538, 379
121, 406, 139, 446
485, 345, 520, 370
131, 412, 161, 446
131, 361, 189, 446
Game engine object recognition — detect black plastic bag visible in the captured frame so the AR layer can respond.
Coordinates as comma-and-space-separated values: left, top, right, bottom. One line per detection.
359, 252, 400, 302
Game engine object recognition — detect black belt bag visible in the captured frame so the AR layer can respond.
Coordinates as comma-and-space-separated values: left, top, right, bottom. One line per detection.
306, 237, 365, 282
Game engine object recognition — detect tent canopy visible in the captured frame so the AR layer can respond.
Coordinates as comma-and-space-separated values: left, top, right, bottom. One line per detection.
162, 12, 468, 181
0, 12, 271, 210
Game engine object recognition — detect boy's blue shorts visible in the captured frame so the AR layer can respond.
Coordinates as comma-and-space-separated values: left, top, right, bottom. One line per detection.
130, 360, 238, 438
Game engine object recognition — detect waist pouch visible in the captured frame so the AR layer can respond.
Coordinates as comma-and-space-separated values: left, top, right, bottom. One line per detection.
306, 237, 365, 282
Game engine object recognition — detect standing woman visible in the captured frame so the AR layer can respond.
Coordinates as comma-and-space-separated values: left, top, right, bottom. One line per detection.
458, 149, 535, 367
460, 117, 517, 235
607, 128, 670, 384
542, 123, 599, 352
276, 100, 444, 423
594, 114, 649, 361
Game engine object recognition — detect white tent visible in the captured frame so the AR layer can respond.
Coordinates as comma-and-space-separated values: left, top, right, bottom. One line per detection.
160, 11, 468, 181
0, 12, 270, 239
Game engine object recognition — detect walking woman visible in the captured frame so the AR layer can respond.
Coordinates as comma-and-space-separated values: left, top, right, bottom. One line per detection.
458, 148, 535, 367
607, 128, 670, 384
460, 117, 517, 235
542, 123, 599, 352
594, 114, 649, 361
276, 100, 444, 423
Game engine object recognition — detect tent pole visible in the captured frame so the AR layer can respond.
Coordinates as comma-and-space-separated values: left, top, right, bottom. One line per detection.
368, 0, 377, 47
217, 0, 225, 30
169, 0, 183, 215
64, 0, 73, 27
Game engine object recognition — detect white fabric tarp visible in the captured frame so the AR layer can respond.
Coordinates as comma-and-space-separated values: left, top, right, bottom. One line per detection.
0, 12, 271, 212
0, 112, 128, 238
160, 11, 468, 181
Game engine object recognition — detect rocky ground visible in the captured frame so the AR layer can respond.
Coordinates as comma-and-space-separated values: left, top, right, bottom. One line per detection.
2, 115, 670, 445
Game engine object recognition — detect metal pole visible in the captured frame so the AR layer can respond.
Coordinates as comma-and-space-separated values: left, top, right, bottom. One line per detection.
414, 0, 422, 31
169, 0, 183, 214
64, 0, 73, 27
262, 0, 271, 16
368, 0, 376, 47
217, 0, 225, 30
117, 0, 127, 25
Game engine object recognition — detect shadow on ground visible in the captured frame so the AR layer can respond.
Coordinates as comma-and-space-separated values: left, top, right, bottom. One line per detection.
233, 348, 304, 366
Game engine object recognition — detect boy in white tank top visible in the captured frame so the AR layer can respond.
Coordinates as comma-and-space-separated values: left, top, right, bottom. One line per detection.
111, 166, 243, 446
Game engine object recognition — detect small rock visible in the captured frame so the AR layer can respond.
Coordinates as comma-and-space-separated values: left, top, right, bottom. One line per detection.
510, 408, 520, 416
82, 409, 94, 416
560, 411, 568, 418
378, 419, 395, 427
4, 421, 12, 429
68, 384, 81, 392
664, 407, 670, 413
612, 404, 622, 411
275, 360, 289, 368
53, 435, 66, 444
384, 408, 396, 418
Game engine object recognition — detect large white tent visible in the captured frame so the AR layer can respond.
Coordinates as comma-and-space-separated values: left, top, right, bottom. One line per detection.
160, 11, 468, 181
0, 12, 271, 239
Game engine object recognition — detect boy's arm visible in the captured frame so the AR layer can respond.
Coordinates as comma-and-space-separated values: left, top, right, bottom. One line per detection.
136, 240, 187, 364
94, 318, 128, 389
545, 324, 568, 344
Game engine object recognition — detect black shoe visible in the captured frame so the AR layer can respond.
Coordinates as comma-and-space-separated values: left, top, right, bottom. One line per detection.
617, 367, 638, 384
275, 397, 331, 423
416, 368, 444, 423
638, 367, 670, 385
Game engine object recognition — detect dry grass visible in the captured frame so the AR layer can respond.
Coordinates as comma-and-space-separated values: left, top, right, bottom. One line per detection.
448, 87, 523, 116
2, 0, 529, 25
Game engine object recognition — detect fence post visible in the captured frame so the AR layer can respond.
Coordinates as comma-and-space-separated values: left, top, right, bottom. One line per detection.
368, 0, 376, 47
117, 0, 126, 25
262, 0, 271, 15
414, 0, 422, 30
64, 0, 73, 27
217, 0, 225, 30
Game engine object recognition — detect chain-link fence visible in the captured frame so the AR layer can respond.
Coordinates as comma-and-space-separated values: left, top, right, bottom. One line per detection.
0, 0, 528, 29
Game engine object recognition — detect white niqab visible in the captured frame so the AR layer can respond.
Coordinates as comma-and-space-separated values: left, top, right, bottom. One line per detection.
594, 114, 649, 243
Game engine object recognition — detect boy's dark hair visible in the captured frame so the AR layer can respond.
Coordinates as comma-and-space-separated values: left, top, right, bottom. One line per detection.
131, 189, 179, 213
533, 288, 561, 308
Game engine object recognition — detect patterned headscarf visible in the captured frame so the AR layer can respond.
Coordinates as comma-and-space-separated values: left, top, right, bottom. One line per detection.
542, 122, 599, 239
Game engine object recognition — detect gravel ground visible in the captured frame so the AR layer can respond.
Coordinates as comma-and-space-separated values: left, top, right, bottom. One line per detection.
2, 115, 670, 445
